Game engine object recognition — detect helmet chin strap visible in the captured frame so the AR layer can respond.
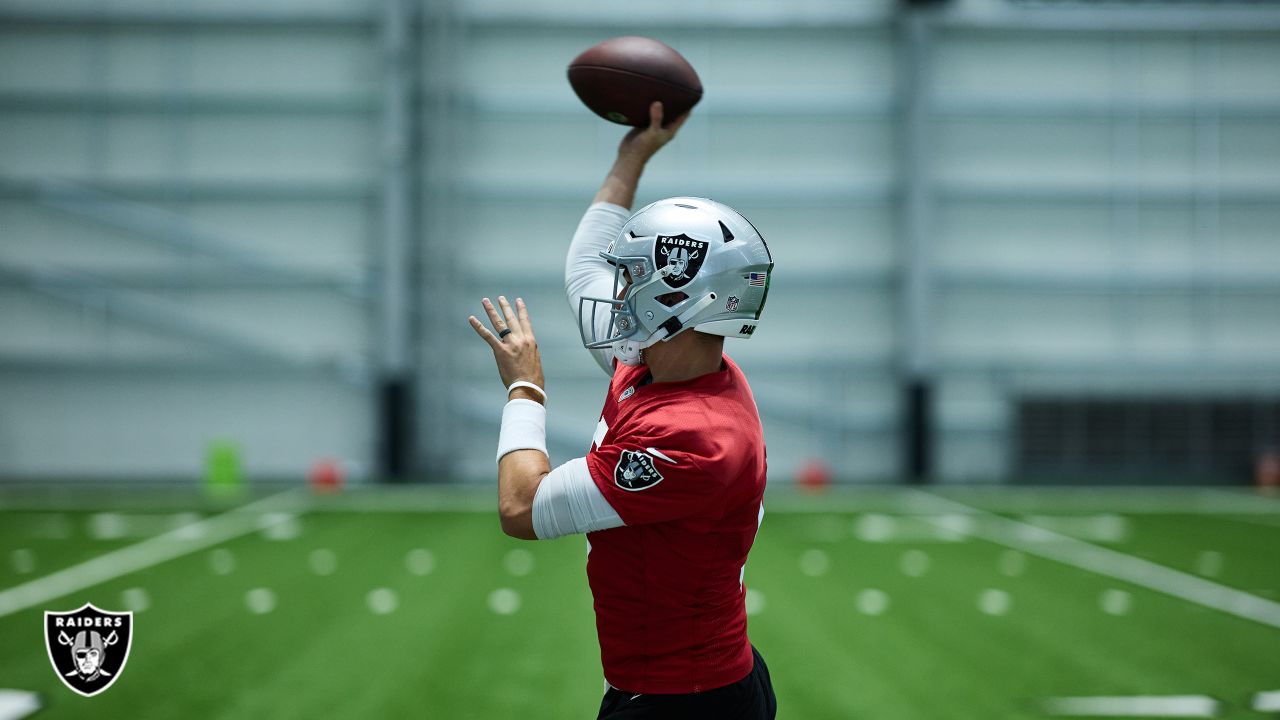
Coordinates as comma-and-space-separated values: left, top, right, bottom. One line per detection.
611, 291, 718, 367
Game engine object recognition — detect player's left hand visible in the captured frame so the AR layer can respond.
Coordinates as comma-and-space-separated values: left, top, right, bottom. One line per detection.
469, 296, 546, 403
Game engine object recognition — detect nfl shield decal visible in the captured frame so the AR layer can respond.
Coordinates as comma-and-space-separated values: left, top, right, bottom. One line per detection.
45, 603, 133, 697
614, 450, 664, 491
655, 234, 709, 289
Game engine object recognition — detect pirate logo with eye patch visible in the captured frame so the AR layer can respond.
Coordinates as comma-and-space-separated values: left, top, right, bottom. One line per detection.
614, 450, 664, 491
655, 234, 709, 289
45, 603, 133, 697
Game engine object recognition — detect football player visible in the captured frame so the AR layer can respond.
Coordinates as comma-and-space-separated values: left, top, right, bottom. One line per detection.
469, 102, 776, 719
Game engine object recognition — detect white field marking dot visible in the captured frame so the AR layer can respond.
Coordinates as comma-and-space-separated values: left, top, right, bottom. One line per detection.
856, 589, 890, 616
245, 588, 276, 615
1100, 588, 1132, 616
309, 548, 337, 576
799, 549, 830, 577
406, 548, 436, 576
367, 588, 399, 615
503, 548, 535, 577
89, 512, 128, 540
998, 550, 1027, 577
258, 513, 301, 541
853, 514, 896, 542
745, 588, 766, 616
11, 548, 36, 574
979, 588, 1011, 616
1195, 551, 1223, 578
487, 588, 521, 615
208, 548, 236, 575
121, 587, 150, 613
1094, 514, 1129, 542
900, 549, 931, 578
932, 514, 974, 542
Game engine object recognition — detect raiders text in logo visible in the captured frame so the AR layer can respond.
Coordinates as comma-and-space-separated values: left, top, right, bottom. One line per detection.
614, 449, 664, 491
655, 234, 709, 289
45, 603, 133, 697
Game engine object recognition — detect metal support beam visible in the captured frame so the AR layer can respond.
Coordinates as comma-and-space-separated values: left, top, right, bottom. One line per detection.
897, 9, 936, 483
417, 1, 465, 481
376, 0, 418, 480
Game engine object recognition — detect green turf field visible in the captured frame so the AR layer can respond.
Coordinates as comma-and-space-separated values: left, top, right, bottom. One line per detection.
1, 486, 1278, 719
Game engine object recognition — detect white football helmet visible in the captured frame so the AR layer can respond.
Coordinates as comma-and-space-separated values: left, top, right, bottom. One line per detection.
578, 197, 774, 366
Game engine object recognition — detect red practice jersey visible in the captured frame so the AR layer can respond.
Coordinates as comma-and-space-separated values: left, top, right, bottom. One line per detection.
584, 354, 767, 694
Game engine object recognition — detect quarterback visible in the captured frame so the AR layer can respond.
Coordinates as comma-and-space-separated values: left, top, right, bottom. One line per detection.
469, 102, 777, 719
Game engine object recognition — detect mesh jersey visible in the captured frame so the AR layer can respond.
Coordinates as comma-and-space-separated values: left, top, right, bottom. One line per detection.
585, 354, 767, 694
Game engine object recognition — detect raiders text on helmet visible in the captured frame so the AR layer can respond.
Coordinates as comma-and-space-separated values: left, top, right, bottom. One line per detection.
578, 197, 774, 366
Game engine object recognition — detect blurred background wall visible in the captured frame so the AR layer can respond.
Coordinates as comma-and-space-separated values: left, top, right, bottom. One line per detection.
1, 0, 1278, 484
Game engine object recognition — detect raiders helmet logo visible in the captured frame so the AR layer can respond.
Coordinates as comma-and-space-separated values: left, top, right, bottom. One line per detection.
655, 234, 709, 289
614, 450, 664, 491
45, 603, 133, 697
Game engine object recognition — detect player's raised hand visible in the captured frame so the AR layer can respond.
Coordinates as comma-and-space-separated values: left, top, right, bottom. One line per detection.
595, 101, 689, 208
617, 101, 689, 164
468, 296, 546, 404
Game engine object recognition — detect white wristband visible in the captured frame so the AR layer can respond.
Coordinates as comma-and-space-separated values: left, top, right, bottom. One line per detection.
496, 398, 548, 464
507, 380, 547, 403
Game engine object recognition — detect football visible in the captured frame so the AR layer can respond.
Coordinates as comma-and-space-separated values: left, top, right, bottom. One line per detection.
567, 36, 703, 126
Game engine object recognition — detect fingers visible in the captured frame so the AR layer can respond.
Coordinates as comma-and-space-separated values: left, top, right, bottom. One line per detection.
496, 295, 523, 339
472, 295, 534, 344
481, 297, 508, 335
516, 297, 534, 336
468, 315, 500, 349
647, 101, 664, 131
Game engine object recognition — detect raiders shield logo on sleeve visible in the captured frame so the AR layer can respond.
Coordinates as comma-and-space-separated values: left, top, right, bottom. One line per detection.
45, 603, 133, 697
614, 450, 664, 491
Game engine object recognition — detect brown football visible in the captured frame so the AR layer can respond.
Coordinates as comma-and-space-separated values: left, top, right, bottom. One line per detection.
567, 36, 702, 127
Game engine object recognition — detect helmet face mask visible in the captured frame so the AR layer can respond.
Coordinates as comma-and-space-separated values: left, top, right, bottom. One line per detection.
578, 197, 773, 366
578, 252, 665, 350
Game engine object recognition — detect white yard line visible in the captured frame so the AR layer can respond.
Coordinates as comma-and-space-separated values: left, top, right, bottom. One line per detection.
910, 490, 1280, 631
1254, 690, 1280, 712
1043, 695, 1219, 717
0, 690, 41, 720
0, 490, 307, 620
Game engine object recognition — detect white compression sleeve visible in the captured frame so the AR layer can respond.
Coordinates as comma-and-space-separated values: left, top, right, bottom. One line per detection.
495, 399, 547, 464
531, 457, 625, 540
565, 202, 629, 376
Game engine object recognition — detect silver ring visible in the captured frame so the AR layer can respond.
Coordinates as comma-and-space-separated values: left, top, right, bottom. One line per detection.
498, 328, 512, 340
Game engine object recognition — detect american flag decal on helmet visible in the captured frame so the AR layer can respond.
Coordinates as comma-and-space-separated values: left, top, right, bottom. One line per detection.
747, 272, 766, 287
